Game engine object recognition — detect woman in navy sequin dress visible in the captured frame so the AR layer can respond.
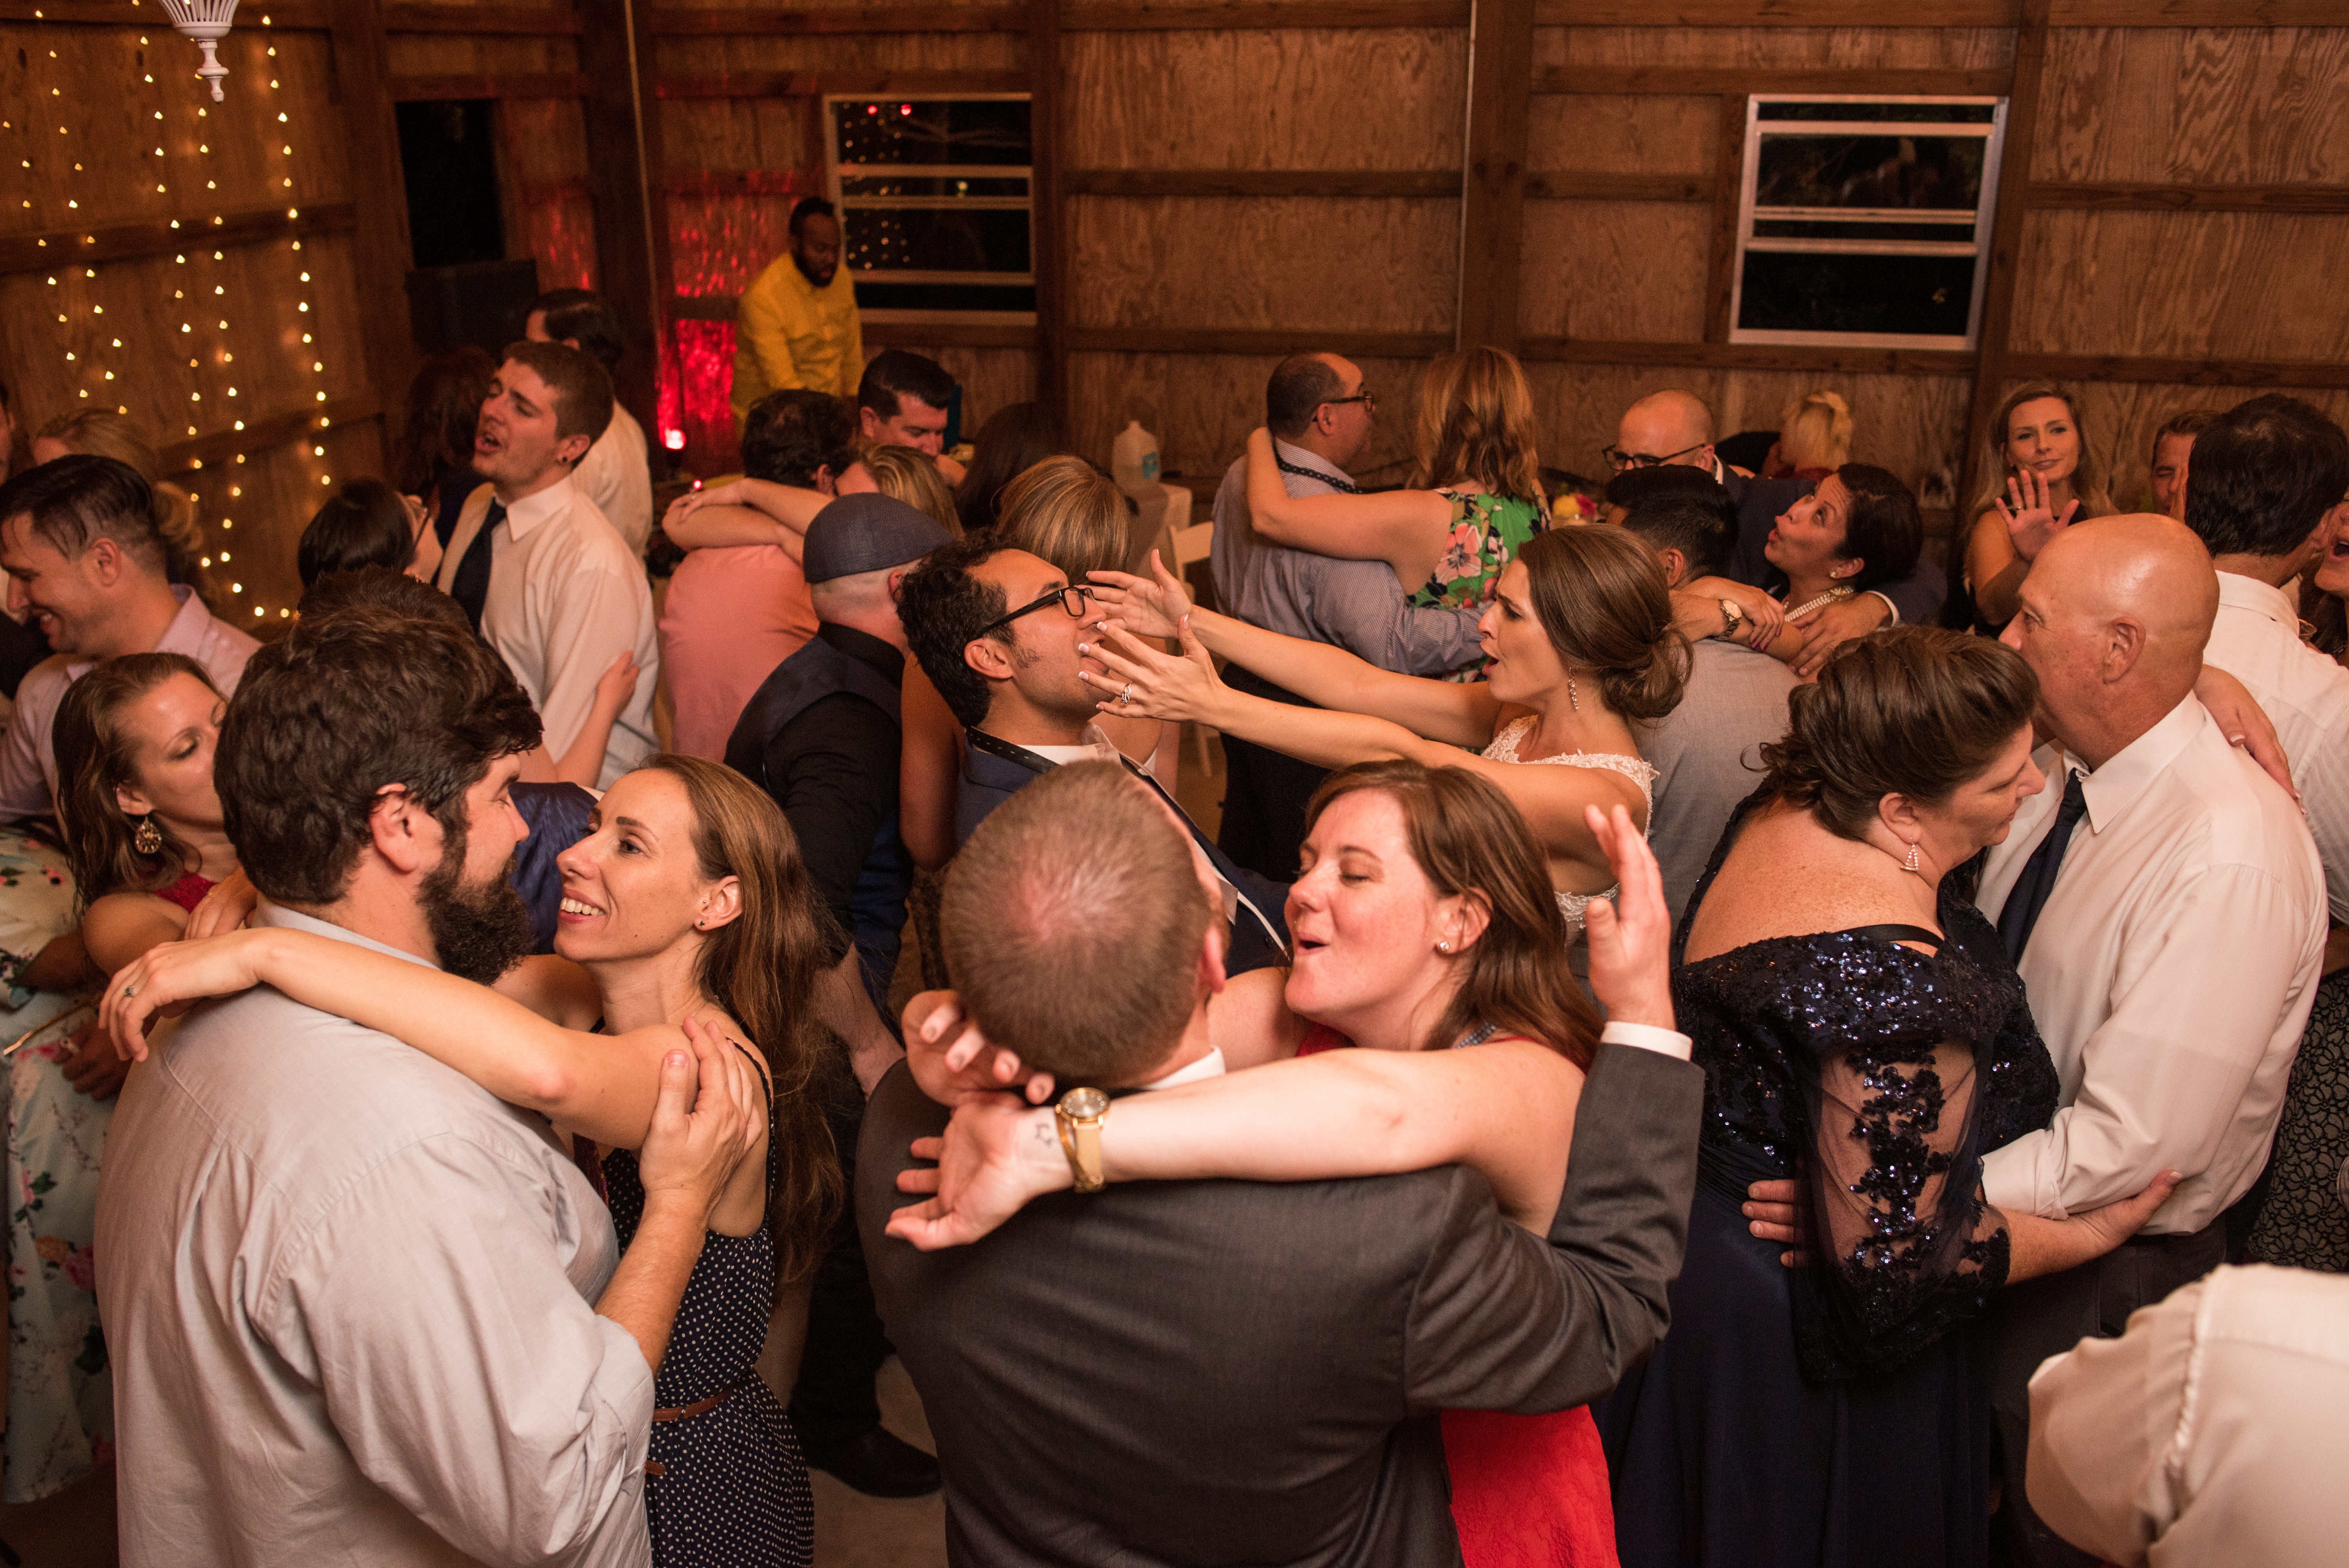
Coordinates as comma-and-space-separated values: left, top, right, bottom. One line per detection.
1595, 630, 2177, 1568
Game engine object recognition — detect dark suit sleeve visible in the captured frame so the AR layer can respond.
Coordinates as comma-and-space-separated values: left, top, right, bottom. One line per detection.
1871, 553, 1946, 625
766, 691, 900, 939
1400, 1043, 1703, 1414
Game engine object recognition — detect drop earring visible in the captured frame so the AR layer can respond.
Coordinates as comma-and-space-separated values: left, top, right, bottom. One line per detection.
1903, 842, 1920, 874
1568, 673, 1580, 711
134, 815, 163, 855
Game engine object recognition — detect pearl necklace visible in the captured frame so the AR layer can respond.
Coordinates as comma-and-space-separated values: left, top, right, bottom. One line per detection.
1779, 583, 1857, 622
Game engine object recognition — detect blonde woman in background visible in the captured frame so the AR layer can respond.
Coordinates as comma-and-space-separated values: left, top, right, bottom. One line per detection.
1948, 381, 2114, 632
32, 410, 210, 600
843, 444, 961, 536
1764, 390, 1852, 481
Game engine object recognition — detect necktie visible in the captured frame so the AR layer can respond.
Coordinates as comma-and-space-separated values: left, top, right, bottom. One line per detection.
449, 501, 504, 634
1275, 456, 1360, 494
1997, 768, 2088, 964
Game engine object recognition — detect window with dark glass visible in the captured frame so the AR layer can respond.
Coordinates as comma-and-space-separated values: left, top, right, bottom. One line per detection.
825, 96, 1034, 317
1730, 97, 2007, 350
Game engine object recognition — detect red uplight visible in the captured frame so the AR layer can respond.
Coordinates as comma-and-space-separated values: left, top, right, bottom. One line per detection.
900, 104, 912, 116
662, 426, 686, 451
866, 105, 878, 115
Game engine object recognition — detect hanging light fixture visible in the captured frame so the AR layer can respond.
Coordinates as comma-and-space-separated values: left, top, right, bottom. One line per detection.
158, 1, 241, 103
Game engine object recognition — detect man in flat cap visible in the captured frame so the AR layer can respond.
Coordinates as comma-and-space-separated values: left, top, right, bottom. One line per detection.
722, 490, 950, 1500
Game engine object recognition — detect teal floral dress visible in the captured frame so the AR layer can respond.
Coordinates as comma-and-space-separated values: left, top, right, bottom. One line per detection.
1412, 490, 1548, 612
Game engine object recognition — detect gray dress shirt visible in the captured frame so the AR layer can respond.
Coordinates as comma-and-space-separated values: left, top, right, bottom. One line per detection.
1208, 439, 1483, 675
1641, 637, 1797, 926
96, 903, 655, 1567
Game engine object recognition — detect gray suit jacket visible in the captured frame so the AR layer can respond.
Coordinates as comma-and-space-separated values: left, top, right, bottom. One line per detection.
857, 1042, 1704, 1567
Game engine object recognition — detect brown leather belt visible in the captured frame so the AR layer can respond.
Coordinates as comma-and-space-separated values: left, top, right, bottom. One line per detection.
643, 1381, 741, 1476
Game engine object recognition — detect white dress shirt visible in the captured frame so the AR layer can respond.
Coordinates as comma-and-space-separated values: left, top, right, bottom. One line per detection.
95, 903, 654, 1567
1977, 697, 2325, 1233
2202, 570, 2349, 922
2026, 1263, 2349, 1568
572, 402, 654, 556
461, 478, 660, 789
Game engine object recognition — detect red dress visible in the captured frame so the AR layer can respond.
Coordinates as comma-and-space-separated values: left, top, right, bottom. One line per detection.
1296, 1025, 1619, 1568
156, 873, 216, 912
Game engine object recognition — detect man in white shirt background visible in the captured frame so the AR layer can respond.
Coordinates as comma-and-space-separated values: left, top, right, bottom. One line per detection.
435, 342, 660, 790
526, 288, 655, 556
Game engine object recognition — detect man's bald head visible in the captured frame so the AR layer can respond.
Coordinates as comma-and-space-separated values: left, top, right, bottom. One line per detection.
1615, 390, 1716, 472
2003, 514, 2217, 766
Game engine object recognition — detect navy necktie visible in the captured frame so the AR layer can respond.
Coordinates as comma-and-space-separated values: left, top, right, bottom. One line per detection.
1998, 769, 2089, 964
449, 500, 504, 634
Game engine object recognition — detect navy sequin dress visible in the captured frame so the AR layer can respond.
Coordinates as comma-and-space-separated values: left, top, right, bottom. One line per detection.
604, 1051, 816, 1568
1596, 795, 2060, 1568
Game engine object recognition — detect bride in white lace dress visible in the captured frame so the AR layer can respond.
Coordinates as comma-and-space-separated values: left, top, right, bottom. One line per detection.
1085, 526, 1688, 942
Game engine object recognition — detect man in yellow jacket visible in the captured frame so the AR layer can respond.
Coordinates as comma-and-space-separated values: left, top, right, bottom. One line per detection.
732, 196, 863, 431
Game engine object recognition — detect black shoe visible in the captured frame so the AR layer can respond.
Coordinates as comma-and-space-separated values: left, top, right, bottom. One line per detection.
804, 1426, 942, 1498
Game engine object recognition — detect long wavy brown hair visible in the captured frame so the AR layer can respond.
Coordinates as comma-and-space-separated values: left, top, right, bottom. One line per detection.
1408, 346, 1548, 513
52, 652, 221, 912
1304, 761, 1600, 1069
643, 754, 845, 1293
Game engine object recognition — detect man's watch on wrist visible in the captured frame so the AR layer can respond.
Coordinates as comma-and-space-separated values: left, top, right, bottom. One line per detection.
1053, 1087, 1111, 1192
1718, 597, 1747, 638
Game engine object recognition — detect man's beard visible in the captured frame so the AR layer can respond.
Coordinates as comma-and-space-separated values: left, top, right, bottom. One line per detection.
419, 837, 535, 986
791, 251, 836, 288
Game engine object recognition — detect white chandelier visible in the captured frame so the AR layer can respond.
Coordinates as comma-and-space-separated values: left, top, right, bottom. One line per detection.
157, 0, 241, 102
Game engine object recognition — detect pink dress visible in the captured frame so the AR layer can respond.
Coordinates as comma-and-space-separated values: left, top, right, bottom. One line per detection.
659, 545, 818, 760
1297, 1024, 1619, 1568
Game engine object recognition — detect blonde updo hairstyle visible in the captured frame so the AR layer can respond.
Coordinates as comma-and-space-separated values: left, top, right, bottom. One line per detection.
1777, 390, 1853, 471
1515, 524, 1690, 725
34, 410, 208, 597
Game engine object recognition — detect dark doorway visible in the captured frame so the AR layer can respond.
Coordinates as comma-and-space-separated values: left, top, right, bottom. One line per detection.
397, 99, 504, 268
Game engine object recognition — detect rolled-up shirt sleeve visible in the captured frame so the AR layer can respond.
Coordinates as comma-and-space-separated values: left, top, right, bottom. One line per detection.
264, 1133, 655, 1568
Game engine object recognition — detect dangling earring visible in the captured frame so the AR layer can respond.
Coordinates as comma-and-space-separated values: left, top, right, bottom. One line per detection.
1568, 672, 1580, 711
134, 815, 163, 856
1903, 842, 1920, 874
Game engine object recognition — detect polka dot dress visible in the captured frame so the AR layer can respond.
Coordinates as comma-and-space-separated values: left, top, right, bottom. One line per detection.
605, 1051, 814, 1568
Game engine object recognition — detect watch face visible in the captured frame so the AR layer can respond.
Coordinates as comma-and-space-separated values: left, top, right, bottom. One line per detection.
1060, 1087, 1111, 1119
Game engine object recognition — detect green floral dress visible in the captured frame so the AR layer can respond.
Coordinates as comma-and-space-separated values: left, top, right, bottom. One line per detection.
1412, 490, 1548, 612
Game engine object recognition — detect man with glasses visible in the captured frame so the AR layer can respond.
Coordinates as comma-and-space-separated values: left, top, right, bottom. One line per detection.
1209, 352, 1485, 881
899, 534, 1291, 977
1612, 388, 1945, 676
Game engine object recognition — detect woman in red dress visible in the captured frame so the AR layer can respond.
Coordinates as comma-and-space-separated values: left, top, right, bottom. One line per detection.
896, 759, 1683, 1567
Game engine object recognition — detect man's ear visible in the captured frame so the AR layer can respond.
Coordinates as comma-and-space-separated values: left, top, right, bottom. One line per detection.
2101, 615, 2148, 683
886, 565, 911, 602
813, 463, 838, 497
859, 407, 883, 442
556, 432, 592, 469
1196, 917, 1229, 1000
367, 783, 440, 877
84, 536, 128, 589
963, 635, 1016, 683
1659, 546, 1689, 588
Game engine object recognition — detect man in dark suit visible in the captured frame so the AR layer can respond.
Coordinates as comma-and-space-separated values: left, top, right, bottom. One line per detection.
897, 532, 1291, 975
858, 761, 1704, 1567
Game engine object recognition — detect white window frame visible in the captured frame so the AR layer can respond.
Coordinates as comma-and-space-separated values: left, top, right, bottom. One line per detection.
822, 92, 1037, 326
1728, 94, 2008, 352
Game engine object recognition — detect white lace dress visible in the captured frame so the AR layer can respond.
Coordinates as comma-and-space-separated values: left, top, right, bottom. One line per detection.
1480, 716, 1657, 944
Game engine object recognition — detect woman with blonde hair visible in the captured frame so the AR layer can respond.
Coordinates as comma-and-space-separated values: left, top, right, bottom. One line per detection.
1948, 381, 2114, 632
1236, 346, 1550, 621
32, 410, 208, 595
1765, 389, 1852, 481
846, 444, 961, 536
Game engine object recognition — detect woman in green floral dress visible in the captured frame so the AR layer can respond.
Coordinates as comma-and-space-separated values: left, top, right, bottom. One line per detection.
1239, 346, 1551, 650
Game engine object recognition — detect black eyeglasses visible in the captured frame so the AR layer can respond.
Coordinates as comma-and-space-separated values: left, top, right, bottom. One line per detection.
1603, 442, 1707, 472
1324, 388, 1378, 411
978, 584, 1096, 639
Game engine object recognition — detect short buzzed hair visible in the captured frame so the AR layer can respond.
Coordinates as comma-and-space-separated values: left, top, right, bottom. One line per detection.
499, 340, 615, 448
942, 762, 1212, 1085
1621, 485, 1737, 579
1266, 354, 1344, 440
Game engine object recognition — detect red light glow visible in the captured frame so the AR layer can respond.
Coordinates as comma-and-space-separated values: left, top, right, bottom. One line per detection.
662, 427, 686, 451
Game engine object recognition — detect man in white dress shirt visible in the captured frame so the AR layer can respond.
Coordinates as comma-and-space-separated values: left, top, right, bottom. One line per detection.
1975, 514, 2326, 1568
435, 342, 660, 789
528, 289, 655, 554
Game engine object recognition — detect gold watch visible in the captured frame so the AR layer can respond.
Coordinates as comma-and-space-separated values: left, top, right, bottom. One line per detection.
1719, 597, 1747, 637
1053, 1087, 1111, 1192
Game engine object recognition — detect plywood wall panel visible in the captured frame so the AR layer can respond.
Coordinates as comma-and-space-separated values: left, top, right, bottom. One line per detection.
385, 34, 579, 77
2037, 28, 2349, 183
1068, 351, 1435, 484
663, 100, 816, 174
1519, 200, 1709, 344
654, 33, 1025, 77
1065, 30, 1466, 170
1536, 26, 2012, 73
1527, 95, 1718, 178
2011, 210, 2349, 363
1066, 196, 1456, 333
878, 344, 1036, 436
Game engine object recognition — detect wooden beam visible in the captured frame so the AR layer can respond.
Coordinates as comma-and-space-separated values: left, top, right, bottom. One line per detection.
661, 170, 828, 199
2007, 354, 2349, 390
2048, 1, 2347, 21
1066, 327, 1453, 357
388, 73, 591, 101
1061, 2, 1468, 28
0, 2, 331, 23
654, 71, 1028, 99
0, 203, 358, 277
2027, 182, 2349, 214
577, 1, 666, 445
1958, 0, 2052, 526
1536, 67, 2010, 95
1030, 0, 1069, 422
869, 320, 1041, 350
1518, 337, 1977, 376
160, 397, 383, 476
1456, 0, 1535, 354
1525, 171, 1711, 202
384, 4, 582, 34
1531, 0, 2016, 19
326, 0, 419, 449
647, 5, 1026, 33
1063, 169, 1461, 198
1701, 96, 1748, 344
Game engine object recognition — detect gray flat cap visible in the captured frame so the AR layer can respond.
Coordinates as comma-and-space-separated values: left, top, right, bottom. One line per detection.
801, 492, 952, 584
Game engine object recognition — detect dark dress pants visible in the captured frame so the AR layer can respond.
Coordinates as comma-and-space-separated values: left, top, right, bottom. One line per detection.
1215, 665, 1328, 884
1987, 1219, 2226, 1568
787, 1054, 893, 1452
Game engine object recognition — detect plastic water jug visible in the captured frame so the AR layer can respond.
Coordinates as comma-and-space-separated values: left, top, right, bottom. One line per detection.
1112, 420, 1161, 499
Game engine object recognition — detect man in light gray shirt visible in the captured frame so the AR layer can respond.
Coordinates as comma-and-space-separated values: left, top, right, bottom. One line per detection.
1209, 351, 1482, 877
1615, 477, 1796, 925
96, 606, 752, 1567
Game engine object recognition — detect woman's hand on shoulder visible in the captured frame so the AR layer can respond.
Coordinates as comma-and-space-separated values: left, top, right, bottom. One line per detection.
1582, 803, 1675, 1031
903, 990, 1056, 1107
102, 928, 280, 1062
888, 1094, 1067, 1251
184, 868, 260, 941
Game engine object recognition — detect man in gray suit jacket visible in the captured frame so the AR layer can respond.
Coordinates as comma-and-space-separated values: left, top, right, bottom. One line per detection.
858, 761, 1704, 1566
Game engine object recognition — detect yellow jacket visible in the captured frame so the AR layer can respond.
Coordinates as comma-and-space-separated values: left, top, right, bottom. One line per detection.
731, 253, 863, 428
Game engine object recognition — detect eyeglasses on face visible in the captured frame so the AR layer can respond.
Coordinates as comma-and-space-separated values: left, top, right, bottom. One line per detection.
1324, 388, 1377, 411
977, 583, 1097, 640
1604, 442, 1707, 472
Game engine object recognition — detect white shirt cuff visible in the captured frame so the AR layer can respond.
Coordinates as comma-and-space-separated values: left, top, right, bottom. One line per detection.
1868, 590, 1900, 626
1599, 1020, 1692, 1061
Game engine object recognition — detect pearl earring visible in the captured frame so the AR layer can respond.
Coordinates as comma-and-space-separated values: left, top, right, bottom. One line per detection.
1903, 843, 1920, 873
1568, 673, 1580, 711
1437, 940, 1451, 953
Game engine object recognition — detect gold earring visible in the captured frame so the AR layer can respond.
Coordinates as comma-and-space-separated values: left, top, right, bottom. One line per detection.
134, 815, 163, 856
1903, 842, 1920, 873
